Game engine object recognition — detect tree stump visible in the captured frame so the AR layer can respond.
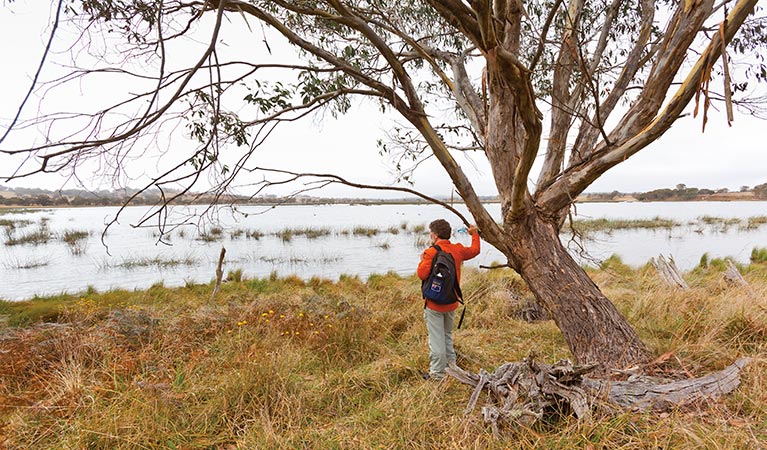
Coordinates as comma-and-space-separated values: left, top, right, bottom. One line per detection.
447, 356, 750, 433
651, 254, 689, 290
723, 260, 748, 287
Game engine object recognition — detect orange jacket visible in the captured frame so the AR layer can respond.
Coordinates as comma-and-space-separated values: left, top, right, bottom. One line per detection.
417, 233, 480, 312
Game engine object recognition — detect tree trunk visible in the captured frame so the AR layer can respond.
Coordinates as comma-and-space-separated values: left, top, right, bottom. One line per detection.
506, 212, 649, 371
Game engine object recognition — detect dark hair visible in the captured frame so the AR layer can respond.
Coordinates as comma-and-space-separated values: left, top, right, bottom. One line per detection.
429, 219, 451, 239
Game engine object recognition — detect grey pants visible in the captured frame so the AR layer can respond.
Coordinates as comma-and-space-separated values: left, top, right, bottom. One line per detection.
424, 308, 457, 379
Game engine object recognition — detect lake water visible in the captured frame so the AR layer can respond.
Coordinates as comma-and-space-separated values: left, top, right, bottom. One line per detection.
1, 201, 766, 301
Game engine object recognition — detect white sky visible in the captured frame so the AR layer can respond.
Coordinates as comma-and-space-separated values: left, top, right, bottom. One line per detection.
0, 1, 765, 199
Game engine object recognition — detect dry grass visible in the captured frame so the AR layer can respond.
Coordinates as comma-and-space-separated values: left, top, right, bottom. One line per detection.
1, 264, 765, 449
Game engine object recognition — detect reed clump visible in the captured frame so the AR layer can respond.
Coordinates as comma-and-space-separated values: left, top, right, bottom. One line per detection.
0, 218, 33, 231
351, 226, 380, 237
103, 255, 199, 270
4, 223, 52, 246
274, 226, 332, 242
1, 265, 765, 449
197, 227, 225, 242
60, 229, 91, 255
567, 217, 679, 234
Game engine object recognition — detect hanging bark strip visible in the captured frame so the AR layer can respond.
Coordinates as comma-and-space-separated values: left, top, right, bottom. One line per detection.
719, 11, 735, 125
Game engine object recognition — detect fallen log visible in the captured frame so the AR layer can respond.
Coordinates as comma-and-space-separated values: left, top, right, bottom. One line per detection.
447, 356, 750, 432
582, 357, 751, 411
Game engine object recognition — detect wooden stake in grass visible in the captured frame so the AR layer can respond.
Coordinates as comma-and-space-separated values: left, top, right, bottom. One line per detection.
210, 247, 226, 302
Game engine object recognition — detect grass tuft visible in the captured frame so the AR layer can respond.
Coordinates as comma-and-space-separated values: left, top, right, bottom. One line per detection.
751, 247, 767, 264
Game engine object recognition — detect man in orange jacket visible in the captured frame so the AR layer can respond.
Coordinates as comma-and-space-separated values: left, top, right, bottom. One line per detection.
417, 219, 480, 381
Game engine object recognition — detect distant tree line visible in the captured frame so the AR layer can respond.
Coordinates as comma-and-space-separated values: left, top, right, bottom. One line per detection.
2, 183, 767, 207
580, 182, 767, 202
755, 182, 767, 198
635, 184, 720, 201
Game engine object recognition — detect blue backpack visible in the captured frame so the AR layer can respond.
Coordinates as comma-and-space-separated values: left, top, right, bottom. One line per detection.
422, 244, 463, 305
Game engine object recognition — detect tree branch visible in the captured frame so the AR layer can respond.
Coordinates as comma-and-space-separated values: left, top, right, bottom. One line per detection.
426, 0, 485, 51
245, 167, 474, 225
567, 0, 656, 171
536, 0, 584, 190
537, 0, 759, 214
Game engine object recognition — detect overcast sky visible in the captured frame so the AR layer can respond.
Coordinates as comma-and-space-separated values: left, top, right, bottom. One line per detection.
1, 1, 765, 199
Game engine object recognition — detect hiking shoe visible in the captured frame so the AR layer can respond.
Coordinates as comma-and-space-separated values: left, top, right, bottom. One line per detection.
422, 372, 445, 382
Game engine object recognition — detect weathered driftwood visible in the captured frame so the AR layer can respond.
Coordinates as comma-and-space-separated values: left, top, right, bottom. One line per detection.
723, 260, 748, 287
651, 254, 689, 290
447, 357, 597, 434
448, 356, 750, 432
582, 357, 751, 411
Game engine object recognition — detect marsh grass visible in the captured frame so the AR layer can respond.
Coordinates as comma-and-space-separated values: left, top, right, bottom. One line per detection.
350, 226, 379, 237
0, 218, 33, 231
563, 215, 767, 236
1, 257, 49, 270
1, 266, 766, 449
60, 229, 91, 255
100, 255, 199, 270
4, 224, 52, 246
245, 229, 264, 240
413, 234, 431, 248
197, 227, 225, 242
568, 217, 679, 234
273, 227, 332, 242
744, 216, 767, 230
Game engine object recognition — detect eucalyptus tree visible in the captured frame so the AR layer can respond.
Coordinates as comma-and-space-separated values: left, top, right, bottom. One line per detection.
2, 0, 765, 370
